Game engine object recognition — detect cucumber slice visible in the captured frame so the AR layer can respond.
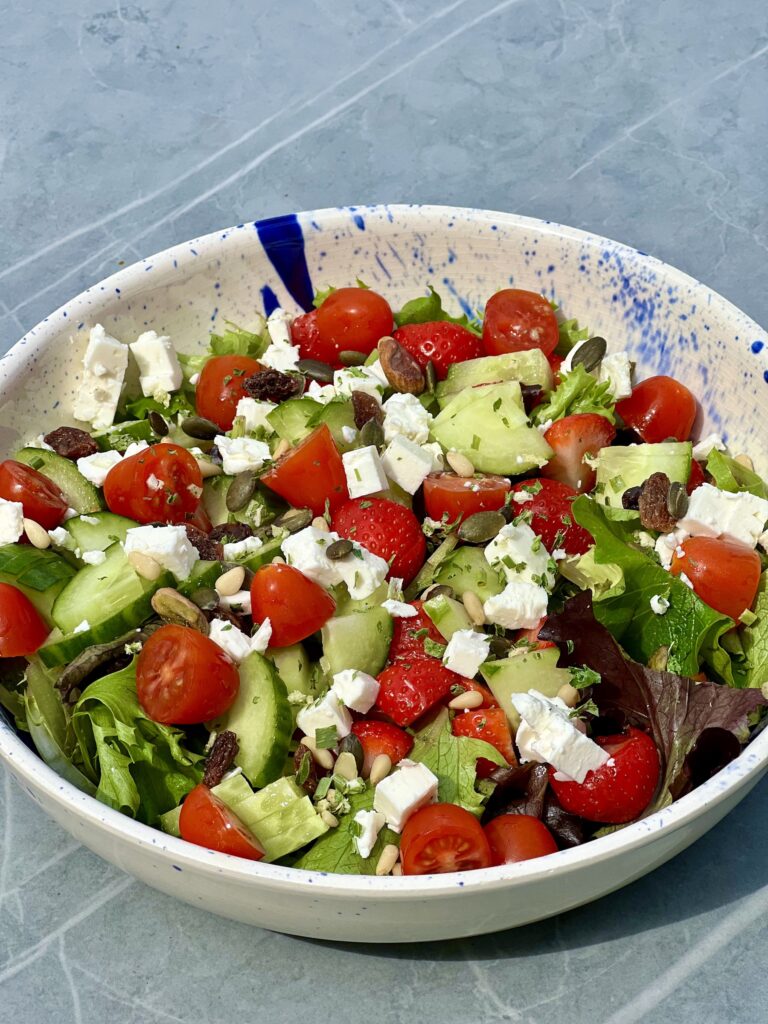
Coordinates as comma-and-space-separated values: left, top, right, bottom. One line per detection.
176, 560, 224, 597
310, 399, 358, 453
202, 476, 231, 526
594, 442, 692, 507
481, 647, 572, 729
240, 535, 285, 571
14, 448, 103, 514
92, 420, 154, 452
0, 544, 75, 620
267, 397, 321, 445
202, 476, 284, 529
435, 349, 554, 408
159, 773, 255, 837
423, 593, 474, 640
434, 546, 505, 599
63, 511, 135, 554
321, 605, 393, 677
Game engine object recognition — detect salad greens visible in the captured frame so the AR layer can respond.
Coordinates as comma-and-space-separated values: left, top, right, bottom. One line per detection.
706, 449, 768, 500
394, 285, 482, 336
531, 364, 616, 425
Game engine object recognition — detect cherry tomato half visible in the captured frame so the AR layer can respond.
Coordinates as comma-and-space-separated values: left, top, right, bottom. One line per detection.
103, 443, 203, 525
314, 287, 393, 365
250, 563, 336, 647
0, 583, 49, 656
423, 472, 511, 523
0, 460, 67, 530
483, 814, 558, 865
616, 376, 697, 443
179, 784, 264, 860
482, 289, 559, 357
195, 355, 263, 430
400, 803, 492, 875
671, 536, 761, 620
136, 624, 240, 724
261, 424, 348, 517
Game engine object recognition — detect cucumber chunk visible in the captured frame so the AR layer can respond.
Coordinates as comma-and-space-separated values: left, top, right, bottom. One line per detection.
0, 544, 75, 621
481, 647, 572, 729
14, 448, 103, 514
594, 442, 692, 507
423, 593, 475, 640
435, 349, 554, 408
434, 546, 505, 599
63, 511, 135, 554
321, 604, 393, 677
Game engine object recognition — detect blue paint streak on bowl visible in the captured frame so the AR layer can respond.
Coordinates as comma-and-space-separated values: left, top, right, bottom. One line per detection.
255, 214, 315, 312
260, 285, 280, 316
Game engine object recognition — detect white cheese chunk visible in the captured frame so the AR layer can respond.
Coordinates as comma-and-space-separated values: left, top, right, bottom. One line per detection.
261, 341, 301, 373
484, 521, 555, 591
47, 526, 72, 548
382, 392, 432, 444
296, 689, 353, 741
266, 307, 294, 346
76, 449, 123, 487
306, 380, 337, 404
650, 594, 670, 615
655, 528, 687, 569
26, 434, 54, 452
420, 441, 445, 472
342, 445, 388, 499
250, 617, 273, 653
129, 330, 183, 402
352, 809, 386, 859
442, 628, 491, 678
512, 689, 609, 784
236, 397, 276, 435
598, 351, 633, 400
381, 599, 418, 618
208, 617, 272, 662
691, 433, 726, 460
281, 525, 388, 600
222, 535, 263, 561
677, 483, 768, 549
373, 759, 439, 832
218, 590, 252, 615
330, 669, 380, 714
214, 435, 271, 475
483, 580, 549, 630
73, 324, 129, 430
0, 499, 25, 544
341, 425, 357, 444
381, 436, 434, 494
81, 549, 107, 566
333, 365, 386, 403
124, 524, 199, 580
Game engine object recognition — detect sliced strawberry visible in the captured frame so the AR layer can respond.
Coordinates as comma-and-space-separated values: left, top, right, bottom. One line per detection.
452, 708, 517, 771
375, 659, 461, 727
513, 617, 557, 652
351, 719, 414, 775
457, 680, 499, 708
388, 600, 445, 662
541, 413, 616, 493
511, 478, 593, 556
392, 322, 483, 379
331, 497, 426, 585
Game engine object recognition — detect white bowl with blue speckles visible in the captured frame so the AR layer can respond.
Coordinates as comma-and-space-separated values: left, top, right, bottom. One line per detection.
1, 205, 767, 942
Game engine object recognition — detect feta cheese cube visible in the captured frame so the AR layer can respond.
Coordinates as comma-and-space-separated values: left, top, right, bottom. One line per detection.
352, 809, 386, 859
650, 594, 670, 615
677, 483, 768, 548
342, 445, 388, 499
691, 433, 726, 460
208, 619, 252, 663
483, 580, 549, 630
129, 331, 183, 401
442, 628, 491, 678
123, 440, 149, 459
218, 590, 252, 615
331, 669, 380, 714
76, 449, 123, 487
236, 397, 276, 435
0, 499, 24, 544
382, 392, 432, 444
598, 352, 633, 400
281, 526, 388, 600
250, 617, 273, 654
261, 340, 301, 373
81, 549, 107, 566
381, 436, 433, 494
341, 425, 357, 444
266, 307, 294, 346
333, 365, 386, 403
512, 689, 609, 783
296, 689, 353, 741
222, 535, 263, 561
124, 524, 199, 580
484, 522, 555, 590
421, 441, 445, 472
307, 380, 337, 404
214, 435, 271, 475
73, 324, 129, 429
381, 599, 418, 618
373, 759, 439, 832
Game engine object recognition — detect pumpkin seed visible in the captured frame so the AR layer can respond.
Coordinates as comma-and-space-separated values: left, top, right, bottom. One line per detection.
425, 360, 437, 393
148, 410, 169, 436
326, 538, 353, 560
571, 336, 607, 373
338, 733, 364, 775
458, 510, 506, 544
181, 415, 219, 441
339, 349, 367, 367
360, 418, 384, 449
296, 358, 334, 383
150, 587, 209, 634
189, 587, 220, 611
273, 507, 313, 533
488, 635, 513, 659
421, 583, 454, 601
667, 481, 689, 520
226, 470, 257, 512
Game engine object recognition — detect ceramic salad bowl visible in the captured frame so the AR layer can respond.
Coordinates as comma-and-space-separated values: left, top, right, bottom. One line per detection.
1, 204, 766, 942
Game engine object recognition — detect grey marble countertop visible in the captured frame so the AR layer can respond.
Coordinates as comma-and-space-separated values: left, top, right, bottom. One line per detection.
2, 2, 767, 1021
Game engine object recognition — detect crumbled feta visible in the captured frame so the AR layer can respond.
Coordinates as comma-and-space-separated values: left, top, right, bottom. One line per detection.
352, 809, 386, 859
63, 507, 79, 521
333, 365, 386, 403
218, 589, 252, 615
208, 619, 252, 663
146, 473, 163, 492
250, 617, 273, 653
80, 515, 99, 525
47, 526, 72, 548
677, 483, 768, 548
341, 425, 358, 444
373, 759, 439, 832
382, 392, 432, 444
266, 307, 294, 346
512, 689, 609, 784
513, 491, 533, 504
552, 548, 567, 561
214, 435, 271, 475
189, 372, 200, 386
124, 440, 149, 459
222, 535, 263, 561
484, 521, 555, 590
282, 525, 388, 600
73, 619, 91, 634
381, 436, 434, 494
76, 449, 123, 487
650, 594, 670, 615
483, 580, 549, 630
691, 433, 726, 461
679, 572, 694, 590
381, 599, 418, 618
442, 628, 491, 678
331, 669, 380, 714
296, 689, 353, 741
598, 351, 633, 400
421, 441, 445, 472
342, 445, 388, 499
236, 397, 276, 435
129, 330, 183, 402
73, 324, 129, 430
0, 499, 25, 545
81, 549, 107, 566
307, 380, 337, 404
26, 434, 54, 451
655, 528, 687, 569
124, 524, 199, 580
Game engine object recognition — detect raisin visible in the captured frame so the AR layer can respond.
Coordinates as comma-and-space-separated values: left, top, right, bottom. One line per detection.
203, 730, 239, 788
294, 743, 320, 795
184, 525, 223, 561
208, 522, 253, 545
243, 369, 302, 403
621, 486, 642, 510
352, 390, 384, 430
520, 384, 543, 415
43, 426, 98, 461
638, 472, 677, 533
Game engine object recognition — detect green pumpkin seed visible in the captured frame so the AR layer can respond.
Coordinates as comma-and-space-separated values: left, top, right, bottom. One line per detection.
360, 418, 384, 448
326, 538, 354, 560
273, 507, 313, 534
338, 733, 364, 774
571, 336, 607, 373
425, 360, 437, 394
422, 583, 454, 601
150, 588, 210, 634
667, 481, 689, 520
489, 635, 514, 659
296, 358, 334, 383
148, 410, 169, 436
226, 471, 258, 512
189, 587, 220, 611
457, 510, 507, 544
339, 350, 367, 367
181, 415, 220, 441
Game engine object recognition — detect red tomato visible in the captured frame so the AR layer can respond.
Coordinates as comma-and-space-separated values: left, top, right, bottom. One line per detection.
392, 322, 483, 379
250, 563, 335, 647
0, 583, 49, 655
375, 659, 461, 727
103, 443, 203, 525
452, 707, 517, 765
313, 288, 393, 365
482, 289, 559, 357
511, 478, 592, 555
387, 599, 445, 662
0, 460, 67, 530
548, 352, 564, 377
671, 536, 761, 620
616, 376, 697, 443
351, 719, 414, 775
261, 424, 348, 517
290, 308, 322, 360
483, 814, 558, 865
400, 803, 492, 875
541, 413, 616, 493
549, 727, 660, 824
687, 458, 706, 494
179, 784, 264, 860
136, 624, 240, 724
331, 497, 425, 585
513, 618, 556, 652
423, 473, 511, 523
195, 355, 263, 431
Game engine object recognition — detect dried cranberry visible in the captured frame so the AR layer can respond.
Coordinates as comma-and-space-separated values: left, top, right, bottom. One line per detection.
43, 426, 98, 461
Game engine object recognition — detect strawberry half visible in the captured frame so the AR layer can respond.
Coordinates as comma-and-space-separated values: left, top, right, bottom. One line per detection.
375, 659, 461, 727
331, 497, 426, 585
392, 322, 483, 379
388, 600, 445, 662
351, 720, 414, 775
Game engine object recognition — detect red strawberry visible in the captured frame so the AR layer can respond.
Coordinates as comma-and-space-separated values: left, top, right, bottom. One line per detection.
511, 478, 593, 556
388, 600, 445, 662
541, 413, 616, 493
290, 309, 322, 361
351, 720, 413, 775
331, 497, 426, 585
392, 322, 483, 379
452, 707, 517, 768
512, 617, 556, 652
375, 659, 461, 727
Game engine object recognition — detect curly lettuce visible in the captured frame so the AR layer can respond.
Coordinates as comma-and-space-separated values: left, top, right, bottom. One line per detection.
531, 364, 616, 426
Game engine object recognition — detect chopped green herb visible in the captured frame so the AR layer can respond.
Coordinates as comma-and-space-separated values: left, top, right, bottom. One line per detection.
315, 725, 338, 750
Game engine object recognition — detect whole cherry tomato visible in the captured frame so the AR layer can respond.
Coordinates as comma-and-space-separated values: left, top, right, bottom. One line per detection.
250, 563, 336, 647
616, 376, 697, 443
423, 473, 511, 523
671, 536, 761, 620
0, 583, 49, 655
482, 289, 559, 357
400, 803, 493, 875
195, 355, 263, 430
179, 784, 264, 860
103, 443, 203, 525
0, 460, 67, 530
313, 287, 393, 365
483, 814, 558, 865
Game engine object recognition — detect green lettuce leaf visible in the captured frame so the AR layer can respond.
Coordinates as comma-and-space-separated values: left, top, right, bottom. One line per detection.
122, 391, 195, 422
738, 572, 768, 688
291, 788, 399, 874
706, 449, 768, 499
177, 321, 269, 380
0, 658, 29, 732
531, 365, 616, 426
394, 286, 482, 336
72, 661, 202, 823
555, 317, 590, 356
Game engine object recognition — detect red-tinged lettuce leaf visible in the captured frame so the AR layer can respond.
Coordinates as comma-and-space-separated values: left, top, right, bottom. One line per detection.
481, 763, 591, 848
540, 592, 768, 812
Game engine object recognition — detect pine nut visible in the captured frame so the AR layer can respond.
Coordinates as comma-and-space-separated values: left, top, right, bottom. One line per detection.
368, 753, 392, 786
273, 438, 291, 460
195, 458, 222, 478
127, 551, 163, 581
449, 689, 484, 710
446, 450, 475, 478
316, 798, 330, 813
557, 682, 580, 708
391, 862, 403, 876
23, 518, 51, 549
734, 453, 754, 470
301, 734, 335, 771
320, 809, 339, 828
312, 516, 330, 532
375, 844, 400, 876
271, 555, 286, 565
215, 566, 245, 596
326, 789, 338, 806
334, 751, 359, 781
462, 590, 486, 626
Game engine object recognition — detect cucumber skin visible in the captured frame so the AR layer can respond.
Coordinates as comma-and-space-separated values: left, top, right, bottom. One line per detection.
14, 448, 103, 514
0, 544, 75, 621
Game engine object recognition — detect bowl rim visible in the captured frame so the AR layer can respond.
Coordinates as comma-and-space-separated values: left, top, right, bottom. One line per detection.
2, 202, 767, 897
